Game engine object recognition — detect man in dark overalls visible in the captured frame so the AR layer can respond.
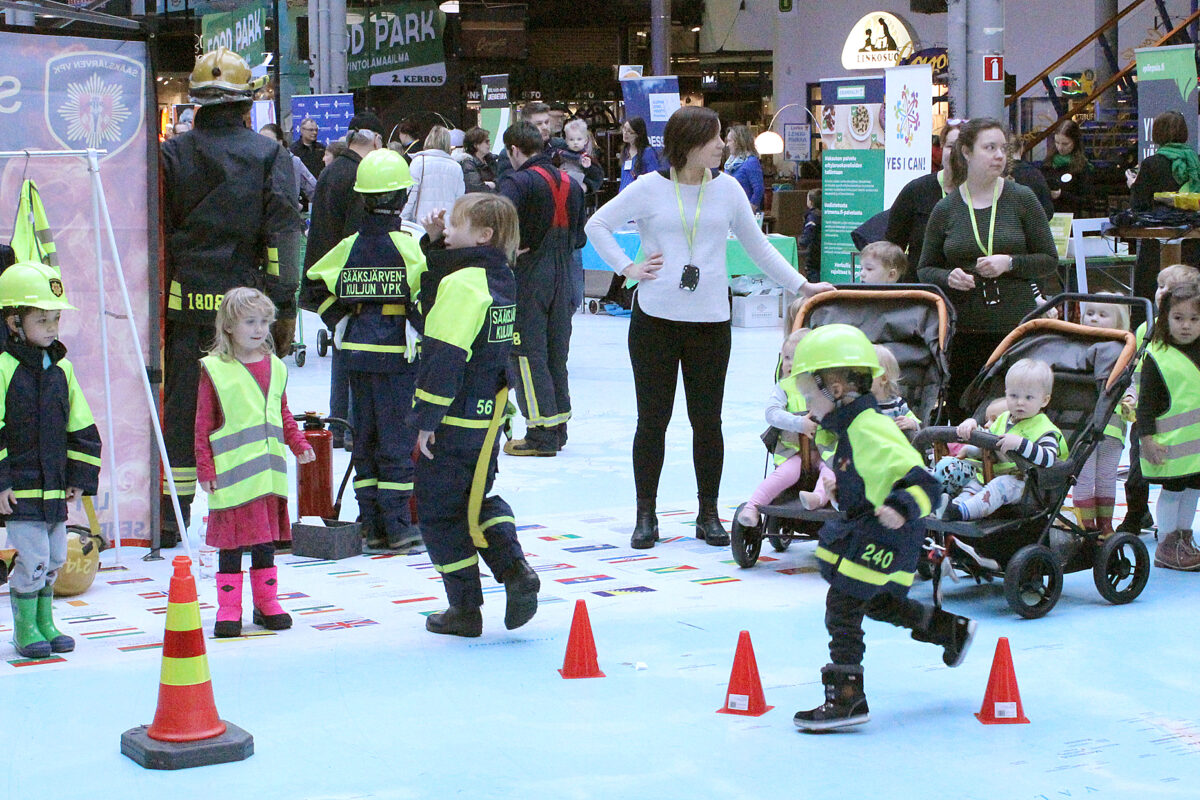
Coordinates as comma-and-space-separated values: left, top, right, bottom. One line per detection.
497, 122, 585, 456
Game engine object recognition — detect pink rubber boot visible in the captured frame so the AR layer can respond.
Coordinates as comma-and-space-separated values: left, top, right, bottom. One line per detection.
214, 572, 243, 638
250, 566, 292, 630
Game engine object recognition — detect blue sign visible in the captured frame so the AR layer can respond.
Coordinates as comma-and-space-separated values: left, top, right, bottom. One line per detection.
290, 93, 355, 146
620, 76, 680, 152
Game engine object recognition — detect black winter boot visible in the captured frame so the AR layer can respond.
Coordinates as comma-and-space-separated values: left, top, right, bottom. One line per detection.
794, 664, 870, 732
913, 607, 977, 667
425, 605, 483, 637
695, 497, 729, 547
631, 498, 659, 549
501, 560, 541, 630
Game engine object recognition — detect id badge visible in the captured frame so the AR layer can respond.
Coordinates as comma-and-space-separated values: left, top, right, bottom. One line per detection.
680, 264, 700, 291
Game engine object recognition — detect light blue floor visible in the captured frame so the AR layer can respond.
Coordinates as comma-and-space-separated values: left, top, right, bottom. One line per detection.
3, 311, 1198, 800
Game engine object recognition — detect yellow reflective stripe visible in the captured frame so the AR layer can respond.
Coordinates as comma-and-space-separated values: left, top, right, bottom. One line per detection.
414, 388, 453, 407
318, 296, 336, 316
172, 467, 197, 478
433, 553, 479, 573
266, 246, 280, 276
380, 304, 406, 315
540, 411, 571, 426
442, 416, 491, 429
164, 600, 202, 632
12, 488, 65, 500
378, 481, 413, 492
160, 655, 211, 687
467, 388, 508, 549
479, 515, 514, 531
904, 486, 932, 518
168, 279, 183, 310
0, 448, 6, 460
67, 450, 102, 467
340, 342, 408, 353
517, 356, 541, 422
814, 546, 915, 588
354, 478, 378, 489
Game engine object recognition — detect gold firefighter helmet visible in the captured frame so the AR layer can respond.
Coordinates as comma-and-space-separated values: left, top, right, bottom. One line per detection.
53, 526, 106, 597
189, 47, 268, 105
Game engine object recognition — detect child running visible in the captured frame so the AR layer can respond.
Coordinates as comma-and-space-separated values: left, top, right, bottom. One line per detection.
0, 263, 101, 658
196, 288, 314, 638
1138, 281, 1200, 570
1075, 296, 1131, 538
944, 358, 1067, 522
737, 329, 836, 527
787, 324, 974, 732
414, 194, 541, 636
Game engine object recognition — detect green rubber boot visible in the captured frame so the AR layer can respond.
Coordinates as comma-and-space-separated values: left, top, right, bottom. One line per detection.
36, 585, 74, 653
9, 590, 51, 659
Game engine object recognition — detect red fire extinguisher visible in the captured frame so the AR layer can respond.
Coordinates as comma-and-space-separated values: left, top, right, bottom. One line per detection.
297, 412, 335, 519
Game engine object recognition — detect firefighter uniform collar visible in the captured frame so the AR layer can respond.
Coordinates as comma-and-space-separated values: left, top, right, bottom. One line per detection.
195, 101, 252, 129
4, 336, 65, 368
430, 244, 509, 278
821, 392, 877, 433
360, 213, 408, 235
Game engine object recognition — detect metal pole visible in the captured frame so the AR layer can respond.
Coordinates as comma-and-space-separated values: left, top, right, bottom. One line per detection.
308, 0, 320, 93
7, 0, 33, 26
1095, 0, 1119, 120
947, 0, 968, 118
272, 0, 283, 129
329, 0, 347, 93
318, 0, 331, 94
650, 0, 670, 76
965, 0, 1005, 121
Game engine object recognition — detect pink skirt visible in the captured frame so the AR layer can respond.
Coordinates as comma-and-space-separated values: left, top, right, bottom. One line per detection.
203, 495, 292, 550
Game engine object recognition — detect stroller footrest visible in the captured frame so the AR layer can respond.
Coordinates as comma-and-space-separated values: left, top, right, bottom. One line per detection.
759, 498, 839, 524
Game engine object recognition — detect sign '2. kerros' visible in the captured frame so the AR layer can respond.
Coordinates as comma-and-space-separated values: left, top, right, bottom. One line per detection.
347, 1, 446, 89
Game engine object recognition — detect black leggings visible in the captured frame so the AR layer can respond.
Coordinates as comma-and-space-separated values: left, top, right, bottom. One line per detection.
947, 328, 1007, 423
218, 543, 275, 574
628, 298, 731, 501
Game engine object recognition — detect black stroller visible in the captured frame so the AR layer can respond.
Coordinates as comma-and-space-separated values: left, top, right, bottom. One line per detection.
730, 284, 956, 568
915, 294, 1152, 619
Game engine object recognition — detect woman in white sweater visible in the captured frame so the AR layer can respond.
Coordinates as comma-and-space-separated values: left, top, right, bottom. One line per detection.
402, 125, 466, 227
585, 106, 834, 550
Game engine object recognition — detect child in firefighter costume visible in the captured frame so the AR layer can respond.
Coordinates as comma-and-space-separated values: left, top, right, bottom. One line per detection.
306, 149, 427, 551
788, 325, 976, 731
0, 263, 102, 658
196, 288, 314, 637
412, 194, 541, 637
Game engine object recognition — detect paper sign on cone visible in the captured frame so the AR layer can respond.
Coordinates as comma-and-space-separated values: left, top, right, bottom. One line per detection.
717, 630, 773, 716
976, 637, 1030, 724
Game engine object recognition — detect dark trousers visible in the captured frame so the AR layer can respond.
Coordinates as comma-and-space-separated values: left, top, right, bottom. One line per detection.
330, 345, 352, 440
825, 585, 931, 666
628, 298, 731, 501
161, 320, 207, 532
416, 438, 523, 608
350, 369, 418, 539
218, 543, 275, 574
1124, 435, 1150, 521
947, 328, 1007, 424
511, 239, 573, 445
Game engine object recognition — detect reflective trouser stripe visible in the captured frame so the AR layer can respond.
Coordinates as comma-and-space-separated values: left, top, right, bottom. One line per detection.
341, 342, 408, 354
442, 416, 491, 429
433, 553, 479, 573
13, 488, 65, 500
814, 546, 915, 588
467, 388, 509, 549
517, 355, 543, 424
378, 481, 413, 492
354, 478, 378, 489
479, 515, 514, 531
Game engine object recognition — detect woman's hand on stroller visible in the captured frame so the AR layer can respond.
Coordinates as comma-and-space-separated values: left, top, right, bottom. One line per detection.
801, 280, 836, 297
875, 505, 905, 530
956, 417, 978, 441
1141, 435, 1166, 465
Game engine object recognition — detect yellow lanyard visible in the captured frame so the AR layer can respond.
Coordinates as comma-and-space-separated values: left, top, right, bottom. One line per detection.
672, 167, 709, 263
937, 170, 946, 197
962, 180, 1001, 257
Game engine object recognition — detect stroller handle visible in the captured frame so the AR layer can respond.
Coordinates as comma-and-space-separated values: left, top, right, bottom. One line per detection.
1022, 292, 1154, 329
914, 426, 1041, 473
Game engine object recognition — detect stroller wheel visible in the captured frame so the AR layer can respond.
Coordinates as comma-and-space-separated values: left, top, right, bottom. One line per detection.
1003, 544, 1063, 619
730, 504, 763, 568
765, 516, 791, 552
1092, 532, 1150, 605
317, 328, 330, 357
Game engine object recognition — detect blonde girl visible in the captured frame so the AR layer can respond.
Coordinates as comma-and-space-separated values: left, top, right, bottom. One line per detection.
1075, 294, 1131, 536
871, 345, 919, 434
196, 288, 314, 637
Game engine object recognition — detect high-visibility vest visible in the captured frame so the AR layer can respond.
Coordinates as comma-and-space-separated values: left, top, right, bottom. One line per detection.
200, 355, 289, 511
774, 379, 837, 465
10, 180, 58, 270
1141, 343, 1200, 480
983, 411, 1068, 476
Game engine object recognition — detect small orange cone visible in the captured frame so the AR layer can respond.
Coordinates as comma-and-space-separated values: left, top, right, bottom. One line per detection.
558, 599, 605, 678
122, 556, 253, 769
716, 630, 774, 716
975, 637, 1030, 725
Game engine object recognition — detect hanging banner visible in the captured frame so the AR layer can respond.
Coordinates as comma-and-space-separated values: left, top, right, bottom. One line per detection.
783, 122, 811, 163
200, 0, 269, 67
1135, 45, 1198, 161
0, 32, 154, 545
620, 75, 681, 152
347, 1, 447, 89
819, 76, 886, 283
884, 63, 933, 207
290, 94, 355, 146
478, 74, 510, 147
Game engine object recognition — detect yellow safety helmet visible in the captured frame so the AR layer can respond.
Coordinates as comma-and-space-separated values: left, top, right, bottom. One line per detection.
354, 149, 414, 193
53, 526, 106, 597
189, 47, 267, 105
0, 261, 74, 311
790, 323, 884, 379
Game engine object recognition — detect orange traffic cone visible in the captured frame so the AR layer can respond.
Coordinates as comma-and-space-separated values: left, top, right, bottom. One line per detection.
716, 630, 774, 716
975, 637, 1030, 725
558, 599, 605, 679
121, 556, 253, 769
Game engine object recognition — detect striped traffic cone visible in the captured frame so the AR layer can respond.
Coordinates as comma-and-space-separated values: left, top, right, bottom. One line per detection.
121, 556, 253, 769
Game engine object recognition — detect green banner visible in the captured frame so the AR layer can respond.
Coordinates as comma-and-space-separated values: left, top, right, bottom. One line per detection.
201, 0, 269, 67
347, 1, 446, 89
1135, 45, 1199, 161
